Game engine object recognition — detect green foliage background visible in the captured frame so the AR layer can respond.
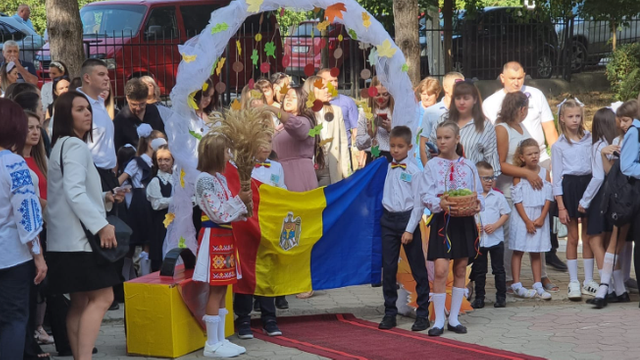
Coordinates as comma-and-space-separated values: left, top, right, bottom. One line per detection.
606, 43, 640, 101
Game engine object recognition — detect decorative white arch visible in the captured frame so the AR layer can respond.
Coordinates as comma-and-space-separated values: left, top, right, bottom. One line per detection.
164, 0, 416, 252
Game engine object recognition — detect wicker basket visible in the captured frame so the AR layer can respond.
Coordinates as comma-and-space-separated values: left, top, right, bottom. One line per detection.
442, 162, 479, 217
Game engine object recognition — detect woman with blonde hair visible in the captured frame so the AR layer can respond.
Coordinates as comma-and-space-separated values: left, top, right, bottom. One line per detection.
140, 76, 161, 105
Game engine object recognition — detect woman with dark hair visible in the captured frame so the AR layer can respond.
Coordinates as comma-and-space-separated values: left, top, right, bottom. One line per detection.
41, 60, 68, 112
46, 76, 71, 119
0, 98, 47, 360
192, 78, 219, 135
12, 90, 52, 157
46, 91, 122, 360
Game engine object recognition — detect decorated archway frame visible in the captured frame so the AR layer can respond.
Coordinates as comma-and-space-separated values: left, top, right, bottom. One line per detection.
164, 0, 417, 253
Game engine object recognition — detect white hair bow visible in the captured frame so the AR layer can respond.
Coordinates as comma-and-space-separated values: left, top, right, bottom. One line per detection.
150, 138, 167, 151
6, 61, 16, 73
557, 97, 584, 117
136, 123, 153, 138
609, 101, 624, 114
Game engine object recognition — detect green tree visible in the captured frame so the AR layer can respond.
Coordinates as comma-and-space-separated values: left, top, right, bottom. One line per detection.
580, 0, 640, 50
276, 9, 310, 36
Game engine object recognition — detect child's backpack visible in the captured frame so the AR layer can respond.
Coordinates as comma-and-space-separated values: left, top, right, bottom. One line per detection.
601, 126, 640, 226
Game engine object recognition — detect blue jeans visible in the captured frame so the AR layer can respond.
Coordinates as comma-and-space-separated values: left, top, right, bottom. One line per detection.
0, 260, 33, 360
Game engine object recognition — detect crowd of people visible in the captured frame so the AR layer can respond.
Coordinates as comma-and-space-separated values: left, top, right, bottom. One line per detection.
1, 33, 640, 359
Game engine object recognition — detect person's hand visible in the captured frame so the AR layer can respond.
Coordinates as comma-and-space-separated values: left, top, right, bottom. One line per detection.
475, 199, 482, 213
485, 223, 496, 234
526, 171, 543, 190
525, 220, 536, 234
602, 144, 620, 156
239, 189, 252, 204
33, 253, 47, 285
381, 117, 392, 132
533, 217, 545, 228
98, 224, 117, 249
113, 192, 125, 203
401, 231, 413, 245
440, 195, 453, 209
558, 208, 570, 225
578, 205, 586, 214
366, 119, 374, 138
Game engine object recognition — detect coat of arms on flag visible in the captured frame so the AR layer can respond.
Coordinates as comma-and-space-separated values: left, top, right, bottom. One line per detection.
280, 212, 301, 251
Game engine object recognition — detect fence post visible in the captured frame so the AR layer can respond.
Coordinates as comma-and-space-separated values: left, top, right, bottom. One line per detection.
563, 17, 573, 82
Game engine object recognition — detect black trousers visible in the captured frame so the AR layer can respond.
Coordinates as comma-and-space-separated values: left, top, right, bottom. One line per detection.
365, 150, 392, 165
381, 209, 430, 318
233, 294, 276, 325
549, 201, 559, 250
471, 242, 507, 301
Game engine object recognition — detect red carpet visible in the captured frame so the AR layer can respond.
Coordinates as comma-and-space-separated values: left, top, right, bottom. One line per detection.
252, 314, 543, 360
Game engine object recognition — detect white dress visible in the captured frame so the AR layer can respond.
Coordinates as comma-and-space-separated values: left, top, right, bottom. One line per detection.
509, 167, 553, 252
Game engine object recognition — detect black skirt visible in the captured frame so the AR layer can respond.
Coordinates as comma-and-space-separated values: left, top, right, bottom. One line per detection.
128, 188, 154, 246
150, 208, 168, 262
46, 251, 120, 294
586, 183, 612, 235
428, 212, 479, 261
561, 175, 590, 219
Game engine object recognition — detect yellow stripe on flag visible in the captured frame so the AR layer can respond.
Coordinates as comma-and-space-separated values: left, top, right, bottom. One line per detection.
254, 184, 325, 295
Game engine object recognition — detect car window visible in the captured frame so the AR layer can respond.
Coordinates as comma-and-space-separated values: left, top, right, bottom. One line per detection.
81, 5, 146, 37
0, 22, 26, 42
180, 4, 221, 38
144, 7, 178, 39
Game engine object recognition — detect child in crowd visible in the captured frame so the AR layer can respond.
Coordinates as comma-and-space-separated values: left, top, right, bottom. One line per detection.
118, 126, 166, 275
378, 126, 430, 332
552, 99, 595, 300
471, 161, 509, 309
146, 144, 174, 272
421, 121, 483, 336
194, 132, 252, 358
509, 139, 554, 300
234, 135, 286, 340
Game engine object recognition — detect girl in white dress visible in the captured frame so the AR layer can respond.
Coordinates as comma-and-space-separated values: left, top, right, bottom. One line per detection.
509, 139, 554, 300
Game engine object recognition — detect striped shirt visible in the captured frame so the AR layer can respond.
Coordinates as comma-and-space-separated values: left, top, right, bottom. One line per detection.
430, 114, 501, 175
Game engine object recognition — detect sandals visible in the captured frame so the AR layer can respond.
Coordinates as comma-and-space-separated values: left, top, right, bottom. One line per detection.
35, 327, 54, 345
296, 291, 314, 299
542, 278, 560, 293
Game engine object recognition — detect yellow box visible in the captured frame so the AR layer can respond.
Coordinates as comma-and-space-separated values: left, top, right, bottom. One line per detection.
125, 265, 234, 358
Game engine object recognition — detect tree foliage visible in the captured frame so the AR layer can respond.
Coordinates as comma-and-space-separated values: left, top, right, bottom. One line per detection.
276, 9, 311, 36
606, 43, 640, 101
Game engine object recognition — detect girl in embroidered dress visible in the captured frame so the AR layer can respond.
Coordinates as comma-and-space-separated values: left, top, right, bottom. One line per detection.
551, 99, 594, 300
509, 139, 554, 300
146, 144, 174, 272
421, 121, 483, 337
193, 132, 251, 358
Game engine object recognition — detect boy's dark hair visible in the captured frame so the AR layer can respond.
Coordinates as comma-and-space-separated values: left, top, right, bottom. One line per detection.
475, 161, 493, 172
0, 98, 28, 154
125, 78, 149, 101
268, 150, 278, 161
389, 125, 412, 145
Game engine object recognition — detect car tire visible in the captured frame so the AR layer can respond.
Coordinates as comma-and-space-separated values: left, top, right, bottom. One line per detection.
570, 40, 587, 73
533, 52, 553, 79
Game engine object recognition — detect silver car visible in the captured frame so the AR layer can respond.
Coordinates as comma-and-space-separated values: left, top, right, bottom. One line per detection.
0, 16, 44, 64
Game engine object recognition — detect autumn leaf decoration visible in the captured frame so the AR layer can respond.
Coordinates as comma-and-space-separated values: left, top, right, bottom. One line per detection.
279, 83, 290, 95
318, 137, 333, 147
306, 91, 316, 109
187, 90, 199, 110
309, 124, 323, 137
326, 82, 338, 97
163, 213, 175, 228
211, 23, 228, 34
215, 57, 226, 76
178, 236, 187, 248
236, 40, 242, 56
179, 169, 186, 188
325, 3, 346, 22
246, 0, 263, 13
313, 78, 324, 89
182, 53, 197, 63
377, 40, 396, 58
362, 12, 371, 28
371, 145, 381, 158
264, 41, 276, 59
251, 49, 259, 67
231, 99, 242, 111
317, 20, 330, 31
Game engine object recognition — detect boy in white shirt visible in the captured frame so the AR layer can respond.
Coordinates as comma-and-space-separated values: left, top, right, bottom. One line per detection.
471, 161, 510, 309
378, 126, 430, 332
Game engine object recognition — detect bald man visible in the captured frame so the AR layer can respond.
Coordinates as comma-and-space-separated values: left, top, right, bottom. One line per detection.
12, 4, 34, 30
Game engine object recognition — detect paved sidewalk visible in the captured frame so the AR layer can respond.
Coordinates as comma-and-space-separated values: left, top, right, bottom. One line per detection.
42, 247, 639, 360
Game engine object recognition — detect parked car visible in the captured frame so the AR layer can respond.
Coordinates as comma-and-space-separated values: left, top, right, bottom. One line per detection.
450, 7, 557, 79
0, 16, 44, 64
33, 0, 283, 101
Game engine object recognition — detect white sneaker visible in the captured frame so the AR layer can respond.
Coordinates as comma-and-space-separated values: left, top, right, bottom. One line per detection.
203, 341, 241, 358
223, 340, 246, 354
568, 281, 582, 300
582, 280, 599, 296
514, 287, 536, 298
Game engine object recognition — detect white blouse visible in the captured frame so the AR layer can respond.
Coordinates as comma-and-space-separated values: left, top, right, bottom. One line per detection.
356, 107, 391, 152
146, 170, 173, 211
124, 154, 153, 189
551, 132, 592, 196
195, 172, 246, 224
512, 167, 554, 207
421, 157, 485, 214
579, 137, 620, 209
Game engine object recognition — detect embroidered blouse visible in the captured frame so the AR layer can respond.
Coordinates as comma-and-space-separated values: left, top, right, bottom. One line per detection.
195, 172, 247, 223
146, 170, 173, 210
0, 150, 43, 270
421, 156, 485, 214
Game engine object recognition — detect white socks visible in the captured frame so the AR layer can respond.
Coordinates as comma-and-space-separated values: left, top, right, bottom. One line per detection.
511, 282, 523, 291
532, 282, 543, 295
433, 293, 446, 328
596, 253, 615, 299
613, 270, 627, 296
567, 259, 578, 282
449, 287, 465, 327
139, 251, 151, 276
218, 309, 228, 343
203, 314, 221, 346
583, 258, 594, 283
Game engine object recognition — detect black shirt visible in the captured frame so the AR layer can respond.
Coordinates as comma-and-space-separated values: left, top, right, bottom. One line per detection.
113, 103, 165, 151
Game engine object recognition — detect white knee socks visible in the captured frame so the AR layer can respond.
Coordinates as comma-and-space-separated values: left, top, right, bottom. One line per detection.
203, 314, 221, 346
596, 253, 615, 299
448, 287, 465, 327
613, 270, 627, 296
567, 259, 578, 282
583, 258, 594, 284
433, 293, 446, 328
218, 309, 228, 343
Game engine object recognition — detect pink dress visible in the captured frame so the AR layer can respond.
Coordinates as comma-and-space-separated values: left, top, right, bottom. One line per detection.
272, 115, 318, 192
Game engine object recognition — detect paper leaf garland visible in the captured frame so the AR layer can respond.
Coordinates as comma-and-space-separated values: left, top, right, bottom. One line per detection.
306, 91, 316, 109
215, 57, 226, 76
313, 78, 324, 89
326, 82, 338, 97
362, 12, 371, 28
313, 6, 322, 13
309, 124, 323, 137
362, 103, 374, 120
182, 54, 197, 63
202, 81, 209, 92
187, 91, 199, 110
371, 145, 381, 158
348, 29, 358, 40
246, 0, 263, 13
260, 62, 270, 73
318, 138, 333, 147
164, 213, 175, 228
178, 236, 187, 248
264, 41, 276, 58
236, 40, 242, 56
338, 34, 343, 42
402, 63, 409, 72
189, 130, 202, 140
280, 83, 290, 95
180, 169, 186, 188
416, 128, 423, 144
368, 48, 378, 66
231, 99, 242, 110
317, 20, 330, 31
211, 23, 228, 34
251, 49, 259, 67
377, 40, 396, 58
325, 3, 346, 22
255, 33, 262, 42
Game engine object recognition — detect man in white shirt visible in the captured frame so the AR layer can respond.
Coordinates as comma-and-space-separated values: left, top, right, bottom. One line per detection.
418, 72, 464, 166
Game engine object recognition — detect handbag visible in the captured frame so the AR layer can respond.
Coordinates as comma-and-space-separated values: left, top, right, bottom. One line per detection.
59, 138, 131, 264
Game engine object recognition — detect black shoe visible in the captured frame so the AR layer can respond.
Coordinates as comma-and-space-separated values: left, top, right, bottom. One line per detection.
263, 321, 282, 336
253, 300, 261, 312
411, 317, 429, 331
275, 296, 289, 310
591, 297, 607, 309
108, 301, 119, 311
494, 298, 506, 308
237, 321, 253, 339
617, 292, 631, 303
371, 283, 382, 288
470, 298, 485, 309
606, 291, 619, 303
447, 323, 468, 334
378, 315, 396, 330
546, 252, 568, 271
427, 327, 444, 336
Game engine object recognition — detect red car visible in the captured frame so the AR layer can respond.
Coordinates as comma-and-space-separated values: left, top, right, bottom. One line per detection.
34, 0, 283, 101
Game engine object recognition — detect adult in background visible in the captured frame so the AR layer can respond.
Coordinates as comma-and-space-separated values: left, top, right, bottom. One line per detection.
1, 41, 37, 85
113, 78, 165, 150
1, 62, 20, 96
270, 72, 291, 107
41, 61, 69, 112
414, 77, 442, 167
318, 68, 358, 148
356, 76, 394, 164
12, 4, 35, 30
47, 91, 122, 360
0, 98, 46, 360
419, 72, 464, 166
140, 75, 161, 105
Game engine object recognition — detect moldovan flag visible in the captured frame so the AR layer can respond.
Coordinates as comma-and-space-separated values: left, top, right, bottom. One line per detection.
224, 158, 388, 296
